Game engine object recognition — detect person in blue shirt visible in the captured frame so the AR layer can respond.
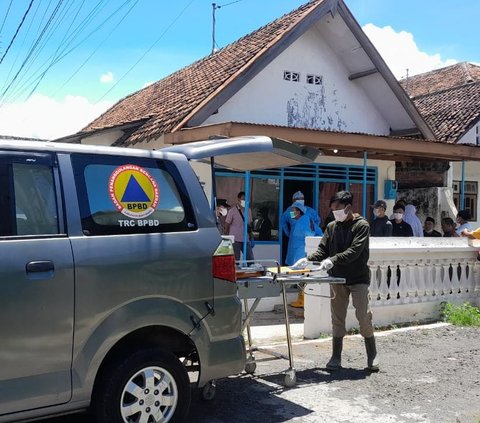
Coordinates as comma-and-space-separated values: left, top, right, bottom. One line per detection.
281, 191, 322, 238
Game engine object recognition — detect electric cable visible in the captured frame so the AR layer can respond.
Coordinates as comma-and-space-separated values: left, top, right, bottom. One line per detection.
24, 0, 135, 100
0, 0, 63, 101
0, 0, 14, 34
95, 0, 196, 103
52, 0, 139, 97
0, 0, 35, 66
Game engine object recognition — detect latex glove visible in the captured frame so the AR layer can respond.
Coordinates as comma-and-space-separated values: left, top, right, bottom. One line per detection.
319, 258, 334, 271
291, 257, 309, 270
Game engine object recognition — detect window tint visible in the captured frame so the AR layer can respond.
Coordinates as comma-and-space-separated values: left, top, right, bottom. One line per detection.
215, 175, 279, 241
0, 153, 59, 237
71, 154, 196, 235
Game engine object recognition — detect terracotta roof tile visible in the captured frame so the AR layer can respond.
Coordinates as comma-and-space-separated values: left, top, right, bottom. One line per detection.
400, 62, 480, 97
413, 81, 480, 142
82, 0, 324, 145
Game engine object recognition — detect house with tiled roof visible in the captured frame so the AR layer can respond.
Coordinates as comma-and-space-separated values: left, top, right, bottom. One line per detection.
57, 0, 480, 260
63, 0, 434, 150
399, 63, 480, 225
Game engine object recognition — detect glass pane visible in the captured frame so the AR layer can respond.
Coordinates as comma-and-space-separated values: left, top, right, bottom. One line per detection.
251, 178, 279, 241
216, 175, 280, 241
349, 183, 374, 221
13, 163, 59, 235
318, 182, 345, 230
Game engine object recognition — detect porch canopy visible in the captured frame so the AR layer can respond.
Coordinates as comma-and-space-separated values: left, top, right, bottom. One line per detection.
164, 121, 480, 163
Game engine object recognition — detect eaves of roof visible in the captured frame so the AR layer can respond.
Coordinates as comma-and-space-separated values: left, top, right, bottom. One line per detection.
164, 121, 480, 162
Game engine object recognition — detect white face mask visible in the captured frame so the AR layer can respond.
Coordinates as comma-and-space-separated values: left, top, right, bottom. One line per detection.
394, 212, 403, 220
219, 207, 227, 217
373, 209, 380, 217
239, 200, 245, 208
295, 200, 305, 205
332, 208, 348, 222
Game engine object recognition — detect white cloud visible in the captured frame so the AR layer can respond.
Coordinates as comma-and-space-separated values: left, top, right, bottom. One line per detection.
142, 81, 154, 88
0, 94, 113, 140
100, 71, 114, 84
362, 23, 457, 79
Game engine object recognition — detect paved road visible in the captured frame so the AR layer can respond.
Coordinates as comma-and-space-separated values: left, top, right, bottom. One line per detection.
39, 324, 480, 423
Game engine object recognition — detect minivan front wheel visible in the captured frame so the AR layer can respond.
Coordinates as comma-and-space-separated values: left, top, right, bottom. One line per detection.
94, 347, 191, 423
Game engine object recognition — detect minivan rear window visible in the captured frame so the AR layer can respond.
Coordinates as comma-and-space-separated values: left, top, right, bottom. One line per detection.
71, 154, 197, 235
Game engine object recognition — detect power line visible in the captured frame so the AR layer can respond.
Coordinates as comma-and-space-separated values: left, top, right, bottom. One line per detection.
52, 0, 139, 97
95, 0, 197, 104
0, 0, 14, 34
0, 0, 35, 65
0, 0, 63, 101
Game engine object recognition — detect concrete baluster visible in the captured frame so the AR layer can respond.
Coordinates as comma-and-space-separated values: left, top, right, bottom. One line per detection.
397, 263, 408, 303
451, 261, 461, 298
458, 259, 469, 295
378, 263, 390, 303
442, 262, 452, 298
432, 260, 443, 296
414, 261, 426, 298
368, 261, 379, 303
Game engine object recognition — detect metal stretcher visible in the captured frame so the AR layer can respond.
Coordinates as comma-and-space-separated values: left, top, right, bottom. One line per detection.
236, 261, 345, 387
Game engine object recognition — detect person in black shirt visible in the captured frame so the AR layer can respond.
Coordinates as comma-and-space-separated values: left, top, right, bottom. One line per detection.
370, 200, 392, 237
390, 203, 413, 236
424, 216, 442, 237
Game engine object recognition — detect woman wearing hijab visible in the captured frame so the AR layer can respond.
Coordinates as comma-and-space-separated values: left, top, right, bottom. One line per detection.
403, 204, 424, 237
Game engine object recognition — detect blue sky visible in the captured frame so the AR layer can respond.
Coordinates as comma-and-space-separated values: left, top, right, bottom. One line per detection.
0, 0, 479, 138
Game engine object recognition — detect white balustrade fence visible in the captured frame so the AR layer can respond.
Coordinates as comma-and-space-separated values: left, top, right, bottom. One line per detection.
304, 237, 480, 338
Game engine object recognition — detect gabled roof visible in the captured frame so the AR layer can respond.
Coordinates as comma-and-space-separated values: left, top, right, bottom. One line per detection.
400, 63, 480, 142
78, 0, 433, 145
82, 1, 324, 144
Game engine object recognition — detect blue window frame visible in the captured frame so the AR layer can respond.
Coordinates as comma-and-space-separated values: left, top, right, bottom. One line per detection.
215, 163, 377, 245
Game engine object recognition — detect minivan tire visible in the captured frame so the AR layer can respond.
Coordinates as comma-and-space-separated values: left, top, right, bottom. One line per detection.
93, 347, 191, 423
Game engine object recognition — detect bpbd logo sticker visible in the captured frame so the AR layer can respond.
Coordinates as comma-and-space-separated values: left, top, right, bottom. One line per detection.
109, 165, 159, 219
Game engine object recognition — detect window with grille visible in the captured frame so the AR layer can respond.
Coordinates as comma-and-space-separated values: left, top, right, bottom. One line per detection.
283, 71, 300, 82
453, 180, 477, 220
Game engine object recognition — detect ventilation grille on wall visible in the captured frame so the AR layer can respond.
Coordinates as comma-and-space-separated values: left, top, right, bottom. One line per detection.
283, 70, 300, 82
306, 74, 322, 85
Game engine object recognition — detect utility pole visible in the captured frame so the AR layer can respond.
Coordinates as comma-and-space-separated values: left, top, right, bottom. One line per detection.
211, 1, 242, 55
212, 3, 218, 54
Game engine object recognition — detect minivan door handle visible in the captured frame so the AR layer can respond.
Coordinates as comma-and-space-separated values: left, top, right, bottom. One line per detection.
26, 260, 55, 273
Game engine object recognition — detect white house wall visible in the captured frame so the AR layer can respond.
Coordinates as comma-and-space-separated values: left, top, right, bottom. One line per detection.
458, 123, 480, 145
203, 24, 391, 136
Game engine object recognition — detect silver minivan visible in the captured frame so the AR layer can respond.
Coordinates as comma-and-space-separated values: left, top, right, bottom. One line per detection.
0, 136, 317, 423
0, 139, 247, 423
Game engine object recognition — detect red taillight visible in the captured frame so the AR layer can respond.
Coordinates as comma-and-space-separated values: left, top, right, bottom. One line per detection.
212, 254, 236, 282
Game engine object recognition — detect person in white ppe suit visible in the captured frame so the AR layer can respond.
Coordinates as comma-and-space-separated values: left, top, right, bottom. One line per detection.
281, 191, 322, 307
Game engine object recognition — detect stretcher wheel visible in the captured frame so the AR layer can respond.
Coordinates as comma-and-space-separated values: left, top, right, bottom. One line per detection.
284, 370, 296, 387
245, 361, 257, 374
201, 380, 216, 401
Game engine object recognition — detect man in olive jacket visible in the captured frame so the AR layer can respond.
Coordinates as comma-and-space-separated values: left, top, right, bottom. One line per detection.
293, 191, 379, 372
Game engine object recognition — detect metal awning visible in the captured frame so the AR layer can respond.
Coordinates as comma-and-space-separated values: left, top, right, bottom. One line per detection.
162, 135, 320, 170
